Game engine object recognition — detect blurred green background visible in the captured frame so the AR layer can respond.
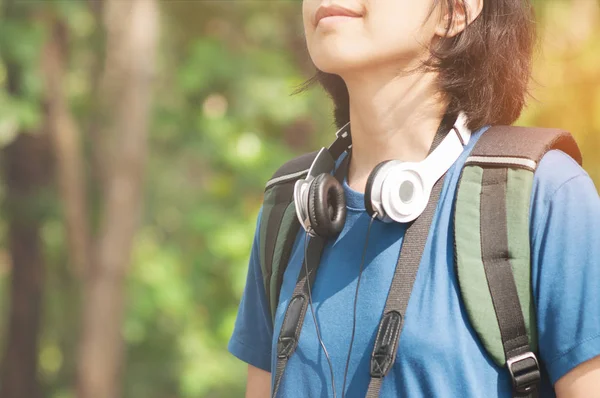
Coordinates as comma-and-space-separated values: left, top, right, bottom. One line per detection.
0, 0, 597, 397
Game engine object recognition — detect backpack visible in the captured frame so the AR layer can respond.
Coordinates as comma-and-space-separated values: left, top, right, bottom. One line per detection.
258, 125, 583, 398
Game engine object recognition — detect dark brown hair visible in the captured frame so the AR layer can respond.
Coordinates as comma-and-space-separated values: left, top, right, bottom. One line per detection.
296, 0, 536, 132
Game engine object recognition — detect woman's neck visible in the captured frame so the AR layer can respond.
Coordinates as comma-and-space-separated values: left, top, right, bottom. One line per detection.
342, 68, 448, 193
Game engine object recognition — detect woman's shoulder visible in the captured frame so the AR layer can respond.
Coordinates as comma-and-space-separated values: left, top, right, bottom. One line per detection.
532, 149, 595, 209
529, 148, 599, 246
528, 150, 600, 385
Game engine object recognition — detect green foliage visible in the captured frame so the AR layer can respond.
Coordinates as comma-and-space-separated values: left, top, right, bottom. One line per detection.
0, 13, 45, 144
121, 2, 330, 396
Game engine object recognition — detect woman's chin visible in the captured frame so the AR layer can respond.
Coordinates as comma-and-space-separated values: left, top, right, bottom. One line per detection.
311, 54, 371, 76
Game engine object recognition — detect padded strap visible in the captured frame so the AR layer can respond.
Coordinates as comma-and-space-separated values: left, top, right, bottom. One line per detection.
265, 127, 351, 191
455, 125, 584, 398
466, 126, 582, 167
263, 183, 296, 313
455, 166, 538, 368
265, 151, 318, 191
261, 152, 320, 323
269, 202, 302, 318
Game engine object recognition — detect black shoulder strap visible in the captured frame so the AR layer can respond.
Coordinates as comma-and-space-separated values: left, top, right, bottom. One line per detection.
365, 120, 451, 397
459, 125, 582, 398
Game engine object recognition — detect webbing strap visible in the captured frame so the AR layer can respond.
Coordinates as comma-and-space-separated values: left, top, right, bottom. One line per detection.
365, 155, 447, 398
480, 167, 540, 398
365, 116, 454, 397
272, 236, 326, 398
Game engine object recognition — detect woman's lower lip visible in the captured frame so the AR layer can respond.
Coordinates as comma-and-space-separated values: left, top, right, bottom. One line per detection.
317, 15, 360, 27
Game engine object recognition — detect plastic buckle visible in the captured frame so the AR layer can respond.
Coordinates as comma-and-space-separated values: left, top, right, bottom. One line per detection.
334, 121, 351, 139
506, 352, 541, 395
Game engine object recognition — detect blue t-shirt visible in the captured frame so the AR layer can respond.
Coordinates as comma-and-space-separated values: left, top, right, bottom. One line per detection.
228, 126, 600, 397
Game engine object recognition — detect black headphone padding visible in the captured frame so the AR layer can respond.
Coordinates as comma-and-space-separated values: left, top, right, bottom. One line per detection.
364, 160, 393, 218
308, 173, 347, 238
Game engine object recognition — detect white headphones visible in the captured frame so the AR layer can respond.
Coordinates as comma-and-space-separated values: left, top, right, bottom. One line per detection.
294, 112, 471, 238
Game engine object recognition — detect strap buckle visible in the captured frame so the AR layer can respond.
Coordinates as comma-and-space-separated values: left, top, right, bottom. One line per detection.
370, 311, 402, 378
334, 121, 351, 139
506, 351, 541, 395
330, 122, 352, 156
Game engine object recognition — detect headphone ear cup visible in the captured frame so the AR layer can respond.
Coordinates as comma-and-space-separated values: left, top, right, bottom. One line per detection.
365, 160, 393, 219
308, 173, 347, 238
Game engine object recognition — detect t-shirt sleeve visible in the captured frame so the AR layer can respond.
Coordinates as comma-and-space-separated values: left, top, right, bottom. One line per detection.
228, 207, 274, 372
530, 150, 600, 385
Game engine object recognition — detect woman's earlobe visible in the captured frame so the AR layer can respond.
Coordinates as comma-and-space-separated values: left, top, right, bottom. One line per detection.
435, 0, 484, 38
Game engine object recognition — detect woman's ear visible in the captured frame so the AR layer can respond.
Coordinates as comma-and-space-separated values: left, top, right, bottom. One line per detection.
435, 0, 484, 38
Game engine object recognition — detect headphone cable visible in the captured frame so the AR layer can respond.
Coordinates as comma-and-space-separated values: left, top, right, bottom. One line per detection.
304, 233, 337, 398
341, 214, 376, 398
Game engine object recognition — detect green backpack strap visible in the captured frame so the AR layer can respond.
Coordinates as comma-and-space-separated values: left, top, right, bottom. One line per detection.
454, 125, 582, 396
259, 151, 319, 324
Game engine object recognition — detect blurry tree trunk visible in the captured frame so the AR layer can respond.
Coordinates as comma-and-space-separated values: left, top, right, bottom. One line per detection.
0, 2, 51, 398
0, 133, 52, 398
87, 0, 109, 199
76, 0, 159, 397
42, 19, 91, 277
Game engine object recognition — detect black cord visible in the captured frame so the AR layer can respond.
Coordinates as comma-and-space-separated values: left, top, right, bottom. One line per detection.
341, 214, 376, 398
304, 232, 337, 398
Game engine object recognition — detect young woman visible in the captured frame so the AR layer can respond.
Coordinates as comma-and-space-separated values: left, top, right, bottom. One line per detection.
229, 0, 600, 397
